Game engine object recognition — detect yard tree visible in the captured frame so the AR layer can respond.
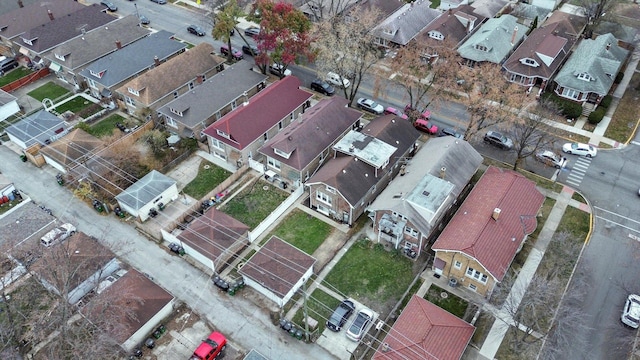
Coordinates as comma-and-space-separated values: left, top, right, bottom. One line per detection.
211, 0, 243, 63
508, 99, 558, 171
312, 7, 383, 105
253, 0, 315, 77
298, 0, 353, 22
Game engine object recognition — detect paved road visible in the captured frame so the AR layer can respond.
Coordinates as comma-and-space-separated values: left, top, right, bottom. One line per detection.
0, 145, 337, 360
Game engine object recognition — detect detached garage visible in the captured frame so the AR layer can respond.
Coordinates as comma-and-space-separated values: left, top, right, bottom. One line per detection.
115, 170, 178, 222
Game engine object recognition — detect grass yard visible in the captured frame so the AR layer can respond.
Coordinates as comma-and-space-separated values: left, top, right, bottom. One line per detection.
292, 288, 340, 335
54, 96, 97, 114
219, 181, 288, 229
556, 205, 590, 239
27, 81, 69, 102
0, 67, 32, 87
89, 114, 125, 138
495, 326, 543, 360
607, 72, 640, 143
423, 285, 469, 318
323, 238, 414, 313
267, 209, 333, 255
182, 161, 232, 200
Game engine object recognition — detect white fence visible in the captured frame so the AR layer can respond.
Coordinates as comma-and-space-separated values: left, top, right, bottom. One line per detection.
248, 185, 304, 242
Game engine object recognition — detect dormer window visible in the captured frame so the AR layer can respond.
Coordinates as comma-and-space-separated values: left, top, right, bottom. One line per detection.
475, 44, 488, 52
170, 108, 183, 116
428, 31, 444, 41
383, 27, 395, 36
54, 53, 66, 62
128, 87, 139, 96
274, 148, 292, 159
89, 69, 106, 79
216, 129, 230, 139
577, 72, 592, 81
325, 186, 336, 194
521, 58, 539, 67
22, 37, 36, 46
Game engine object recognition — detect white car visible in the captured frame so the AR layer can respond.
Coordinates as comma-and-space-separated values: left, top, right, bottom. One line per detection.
622, 294, 640, 328
269, 63, 291, 77
326, 72, 351, 88
562, 142, 597, 158
356, 98, 384, 115
346, 308, 374, 341
535, 150, 567, 169
41, 223, 76, 247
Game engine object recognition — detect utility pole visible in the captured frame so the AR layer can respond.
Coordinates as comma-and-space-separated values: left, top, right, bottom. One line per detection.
302, 280, 310, 342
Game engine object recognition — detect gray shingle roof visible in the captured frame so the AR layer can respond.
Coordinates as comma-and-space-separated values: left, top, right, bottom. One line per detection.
115, 170, 176, 211
458, 14, 525, 64
6, 110, 67, 147
374, 0, 441, 46
0, 0, 86, 41
79, 30, 186, 89
470, 0, 509, 18
0, 89, 17, 106
554, 33, 628, 96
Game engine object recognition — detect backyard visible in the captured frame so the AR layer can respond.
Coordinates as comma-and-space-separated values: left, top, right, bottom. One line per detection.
53, 96, 102, 118
266, 209, 333, 255
219, 180, 289, 229
0, 68, 33, 87
84, 114, 126, 138
26, 81, 69, 102
423, 284, 469, 318
182, 161, 232, 200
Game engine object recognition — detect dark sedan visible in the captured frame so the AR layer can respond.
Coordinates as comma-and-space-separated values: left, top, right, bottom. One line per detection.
187, 25, 206, 37
310, 79, 335, 96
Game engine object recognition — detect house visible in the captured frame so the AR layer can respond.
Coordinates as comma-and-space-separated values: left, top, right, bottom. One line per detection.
503, 14, 583, 88
79, 30, 187, 99
258, 96, 362, 188
17, 4, 115, 62
203, 76, 312, 170
0, 89, 19, 122
44, 15, 151, 90
457, 14, 525, 66
0, 0, 86, 55
115, 170, 179, 222
509, 3, 552, 28
0, 0, 41, 17
367, 137, 482, 258
0, 201, 56, 249
158, 60, 268, 140
5, 110, 68, 149
553, 33, 629, 104
431, 166, 545, 297
162, 208, 249, 273
355, 0, 406, 19
373, 0, 441, 48
305, 114, 419, 226
117, 43, 225, 117
81, 268, 175, 351
239, 236, 315, 308
417, 5, 486, 49
372, 295, 475, 360
39, 128, 105, 173
469, 0, 510, 19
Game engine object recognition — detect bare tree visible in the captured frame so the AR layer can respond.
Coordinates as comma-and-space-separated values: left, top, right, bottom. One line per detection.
578, 0, 621, 27
509, 100, 559, 171
300, 0, 353, 22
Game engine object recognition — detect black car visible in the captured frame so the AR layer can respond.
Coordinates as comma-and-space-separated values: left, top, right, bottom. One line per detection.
484, 130, 514, 150
138, 14, 150, 25
100, 0, 117, 11
310, 79, 335, 96
150, 0, 167, 3
326, 299, 355, 332
244, 27, 260, 38
242, 44, 259, 56
438, 127, 463, 138
187, 25, 205, 37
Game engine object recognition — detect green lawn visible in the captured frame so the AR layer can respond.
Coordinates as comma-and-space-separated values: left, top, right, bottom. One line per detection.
430, 0, 441, 8
323, 239, 414, 304
27, 81, 69, 102
423, 285, 469, 318
0, 68, 33, 87
556, 205, 590, 239
267, 209, 332, 255
292, 288, 340, 335
183, 161, 232, 200
88, 114, 125, 138
220, 182, 289, 229
54, 96, 96, 114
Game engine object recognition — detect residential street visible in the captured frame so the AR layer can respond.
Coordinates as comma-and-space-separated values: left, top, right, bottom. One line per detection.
0, 145, 337, 360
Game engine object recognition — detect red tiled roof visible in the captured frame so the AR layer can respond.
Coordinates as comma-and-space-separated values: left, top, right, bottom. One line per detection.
203, 76, 312, 150
373, 295, 474, 360
432, 166, 544, 281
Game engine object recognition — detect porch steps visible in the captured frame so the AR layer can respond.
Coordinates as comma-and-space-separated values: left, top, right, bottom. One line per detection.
581, 102, 595, 117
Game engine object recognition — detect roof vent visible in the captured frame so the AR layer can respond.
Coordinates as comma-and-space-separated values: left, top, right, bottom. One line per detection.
440, 166, 446, 179
349, 145, 355, 152
492, 208, 501, 221
382, 343, 390, 352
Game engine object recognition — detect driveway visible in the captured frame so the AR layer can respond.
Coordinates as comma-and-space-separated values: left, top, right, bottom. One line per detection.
0, 145, 337, 360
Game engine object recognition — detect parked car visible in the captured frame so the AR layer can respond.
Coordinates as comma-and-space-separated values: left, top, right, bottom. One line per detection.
326, 299, 355, 332
40, 223, 76, 247
562, 142, 597, 158
220, 45, 243, 60
384, 106, 408, 120
438, 127, 463, 138
346, 308, 374, 341
357, 98, 384, 115
414, 118, 438, 134
269, 63, 291, 77
310, 79, 335, 96
484, 130, 513, 150
190, 331, 226, 360
138, 14, 150, 25
244, 26, 260, 38
187, 25, 206, 36
242, 44, 259, 56
535, 150, 567, 168
326, 72, 351, 88
100, 0, 117, 11
404, 104, 431, 120
150, 0, 168, 4
622, 294, 640, 328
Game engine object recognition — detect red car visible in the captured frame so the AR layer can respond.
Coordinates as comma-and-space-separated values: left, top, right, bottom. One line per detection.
190, 331, 227, 360
384, 106, 409, 120
414, 118, 438, 134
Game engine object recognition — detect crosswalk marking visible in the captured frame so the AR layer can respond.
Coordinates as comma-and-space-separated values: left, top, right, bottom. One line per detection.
564, 157, 592, 187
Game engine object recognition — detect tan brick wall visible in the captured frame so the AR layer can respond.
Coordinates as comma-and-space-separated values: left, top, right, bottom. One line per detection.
434, 251, 496, 297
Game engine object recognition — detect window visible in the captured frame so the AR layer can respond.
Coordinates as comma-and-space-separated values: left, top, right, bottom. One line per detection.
521, 58, 539, 67
173, 91, 179, 99
202, 74, 207, 81
267, 157, 281, 170
325, 186, 336, 194
469, 283, 477, 291
263, 133, 268, 142
475, 44, 488, 52
211, 138, 224, 150
170, 108, 183, 116
466, 267, 488, 284
127, 87, 139, 96
428, 31, 444, 41
561, 87, 579, 100
125, 96, 136, 107
232, 100, 238, 109
189, 82, 194, 90
316, 190, 332, 205
278, 121, 283, 130
166, 117, 177, 128
215, 111, 221, 120
89, 69, 105, 78
216, 129, 230, 139
371, 184, 376, 193
454, 261, 462, 269
274, 148, 291, 159
86, 78, 97, 89
54, 53, 66, 61
392, 212, 407, 221
577, 72, 592, 81
404, 226, 418, 238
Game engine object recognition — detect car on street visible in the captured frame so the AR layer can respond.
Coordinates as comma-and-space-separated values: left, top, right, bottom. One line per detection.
484, 130, 513, 150
187, 25, 206, 36
404, 104, 431, 120
150, 0, 167, 4
438, 127, 463, 138
138, 14, 150, 25
326, 72, 351, 88
220, 45, 243, 61
242, 44, 259, 56
326, 299, 355, 332
190, 331, 226, 360
346, 308, 374, 341
269, 63, 291, 77
357, 98, 384, 114
622, 294, 640, 328
100, 0, 117, 11
414, 118, 438, 134
310, 79, 335, 96
40, 223, 76, 247
384, 106, 408, 120
244, 26, 260, 38
535, 150, 567, 168
562, 142, 597, 158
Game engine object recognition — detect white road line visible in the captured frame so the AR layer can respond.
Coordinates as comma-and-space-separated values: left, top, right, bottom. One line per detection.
630, 233, 640, 242
631, 141, 640, 146
566, 178, 582, 186
594, 206, 640, 226
595, 215, 640, 234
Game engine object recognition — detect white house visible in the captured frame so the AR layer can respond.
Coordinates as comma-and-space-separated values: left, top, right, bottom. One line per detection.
115, 170, 178, 222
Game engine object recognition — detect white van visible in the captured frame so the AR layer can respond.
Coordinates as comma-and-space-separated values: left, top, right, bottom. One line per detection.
40, 223, 76, 247
326, 72, 351, 88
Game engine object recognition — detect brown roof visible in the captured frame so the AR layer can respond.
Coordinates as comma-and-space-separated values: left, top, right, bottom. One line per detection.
239, 236, 315, 299
116, 43, 225, 108
177, 208, 249, 261
373, 295, 475, 360
0, 0, 86, 40
39, 129, 105, 168
417, 5, 486, 46
432, 166, 544, 282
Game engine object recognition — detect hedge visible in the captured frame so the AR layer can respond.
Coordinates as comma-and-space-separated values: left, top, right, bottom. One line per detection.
541, 92, 583, 119
588, 107, 606, 124
615, 71, 624, 84
600, 95, 613, 109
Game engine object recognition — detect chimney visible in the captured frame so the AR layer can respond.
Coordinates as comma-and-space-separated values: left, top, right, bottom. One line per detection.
18, 0, 24, 8
196, 75, 204, 84
440, 166, 446, 179
115, 40, 121, 49
492, 208, 501, 221
606, 43, 611, 51
48, 9, 54, 21
511, 26, 518, 45
153, 56, 160, 67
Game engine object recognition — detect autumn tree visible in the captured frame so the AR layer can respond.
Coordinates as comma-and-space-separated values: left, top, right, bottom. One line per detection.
211, 0, 244, 63
313, 7, 383, 105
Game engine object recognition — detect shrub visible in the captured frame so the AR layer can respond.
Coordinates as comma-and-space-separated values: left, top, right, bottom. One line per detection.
599, 95, 612, 109
540, 92, 582, 119
587, 107, 606, 124
614, 71, 624, 84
